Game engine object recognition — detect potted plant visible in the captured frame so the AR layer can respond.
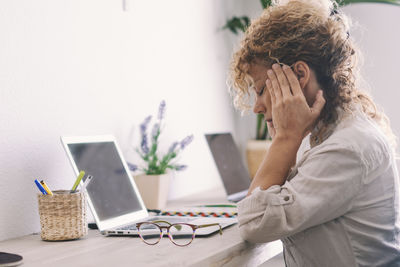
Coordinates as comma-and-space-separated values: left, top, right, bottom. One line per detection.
128, 100, 193, 209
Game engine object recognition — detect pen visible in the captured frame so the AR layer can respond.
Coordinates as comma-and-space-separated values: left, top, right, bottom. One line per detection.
40, 180, 53, 196
34, 179, 47, 195
71, 170, 85, 192
81, 175, 93, 191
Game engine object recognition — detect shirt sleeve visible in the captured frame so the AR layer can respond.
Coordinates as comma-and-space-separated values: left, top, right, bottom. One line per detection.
237, 142, 365, 243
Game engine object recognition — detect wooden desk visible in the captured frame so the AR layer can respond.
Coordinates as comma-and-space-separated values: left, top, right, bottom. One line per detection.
1, 187, 282, 267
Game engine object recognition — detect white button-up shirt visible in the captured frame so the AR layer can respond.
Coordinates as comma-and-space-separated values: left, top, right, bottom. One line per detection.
237, 110, 400, 266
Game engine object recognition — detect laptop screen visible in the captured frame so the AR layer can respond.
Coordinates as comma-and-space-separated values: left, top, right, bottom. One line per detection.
205, 133, 250, 197
67, 141, 142, 221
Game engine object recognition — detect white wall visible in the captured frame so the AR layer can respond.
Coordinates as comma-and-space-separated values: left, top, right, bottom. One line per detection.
342, 4, 400, 144
1, 0, 398, 242
0, 0, 238, 241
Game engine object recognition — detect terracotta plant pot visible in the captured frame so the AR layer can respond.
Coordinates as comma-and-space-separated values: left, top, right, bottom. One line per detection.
246, 139, 271, 180
133, 172, 171, 210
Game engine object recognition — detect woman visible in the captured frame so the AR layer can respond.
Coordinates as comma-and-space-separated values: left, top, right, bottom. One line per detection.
229, 0, 400, 266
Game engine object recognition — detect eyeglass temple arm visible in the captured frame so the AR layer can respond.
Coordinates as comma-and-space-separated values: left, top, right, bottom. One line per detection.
136, 220, 172, 228
196, 223, 223, 235
150, 220, 172, 226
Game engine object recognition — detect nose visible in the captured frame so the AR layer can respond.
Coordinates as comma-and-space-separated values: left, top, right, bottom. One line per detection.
253, 96, 265, 114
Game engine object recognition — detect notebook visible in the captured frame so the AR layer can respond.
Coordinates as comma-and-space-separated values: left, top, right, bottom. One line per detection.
205, 133, 251, 202
61, 135, 237, 237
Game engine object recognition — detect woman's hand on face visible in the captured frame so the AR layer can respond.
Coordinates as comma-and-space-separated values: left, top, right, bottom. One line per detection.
266, 63, 325, 141
267, 121, 276, 139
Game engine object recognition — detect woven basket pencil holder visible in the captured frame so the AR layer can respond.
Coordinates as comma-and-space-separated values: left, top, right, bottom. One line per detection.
38, 190, 88, 241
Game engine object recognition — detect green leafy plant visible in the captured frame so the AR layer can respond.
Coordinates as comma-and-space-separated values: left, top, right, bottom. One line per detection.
256, 114, 269, 140
223, 0, 399, 140
222, 16, 250, 34
128, 101, 194, 175
339, 0, 400, 5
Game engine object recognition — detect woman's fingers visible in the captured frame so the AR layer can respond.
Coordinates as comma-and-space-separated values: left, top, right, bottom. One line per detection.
264, 63, 326, 140
282, 65, 304, 99
272, 64, 291, 98
266, 78, 274, 103
267, 69, 282, 102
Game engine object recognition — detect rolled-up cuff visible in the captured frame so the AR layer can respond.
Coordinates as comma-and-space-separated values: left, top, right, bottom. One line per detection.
237, 183, 294, 226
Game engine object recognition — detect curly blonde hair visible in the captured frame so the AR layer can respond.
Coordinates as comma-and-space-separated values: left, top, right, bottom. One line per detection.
229, 0, 397, 148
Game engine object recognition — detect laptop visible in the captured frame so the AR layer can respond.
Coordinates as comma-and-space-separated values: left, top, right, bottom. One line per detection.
205, 133, 251, 202
61, 135, 236, 237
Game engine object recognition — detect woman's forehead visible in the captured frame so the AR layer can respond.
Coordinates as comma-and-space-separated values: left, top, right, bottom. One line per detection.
248, 63, 270, 82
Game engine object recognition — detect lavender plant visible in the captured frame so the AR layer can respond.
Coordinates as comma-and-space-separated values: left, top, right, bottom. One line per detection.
129, 100, 194, 175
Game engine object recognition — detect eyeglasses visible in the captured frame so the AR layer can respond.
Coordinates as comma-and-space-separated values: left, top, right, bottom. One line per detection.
136, 220, 222, 247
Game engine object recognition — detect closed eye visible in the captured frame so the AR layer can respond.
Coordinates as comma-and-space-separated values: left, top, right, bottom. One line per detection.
257, 86, 265, 96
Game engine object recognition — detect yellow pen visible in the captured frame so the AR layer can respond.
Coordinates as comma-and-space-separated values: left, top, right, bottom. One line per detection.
71, 170, 85, 192
40, 180, 53, 196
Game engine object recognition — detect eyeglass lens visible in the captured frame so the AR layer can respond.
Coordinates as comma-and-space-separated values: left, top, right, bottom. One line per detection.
138, 223, 162, 245
168, 224, 195, 246
138, 223, 195, 246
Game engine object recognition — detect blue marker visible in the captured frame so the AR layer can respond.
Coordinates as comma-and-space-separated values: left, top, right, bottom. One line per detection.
35, 179, 47, 195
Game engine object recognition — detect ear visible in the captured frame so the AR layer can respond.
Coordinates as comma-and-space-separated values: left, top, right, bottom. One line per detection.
292, 61, 310, 89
